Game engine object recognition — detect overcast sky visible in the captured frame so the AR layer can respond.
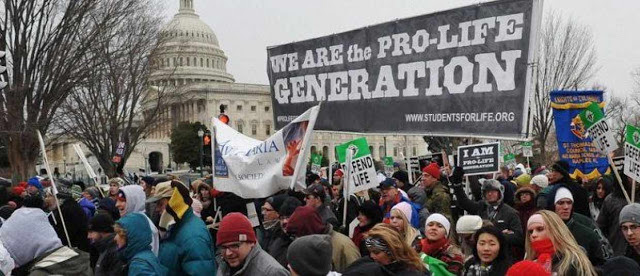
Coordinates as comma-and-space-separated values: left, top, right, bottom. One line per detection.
164, 0, 640, 98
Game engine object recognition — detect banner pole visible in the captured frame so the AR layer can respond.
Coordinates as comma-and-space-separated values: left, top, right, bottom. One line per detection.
290, 105, 321, 190
343, 149, 353, 228
608, 154, 631, 204
211, 119, 217, 186
633, 180, 636, 203
329, 156, 333, 186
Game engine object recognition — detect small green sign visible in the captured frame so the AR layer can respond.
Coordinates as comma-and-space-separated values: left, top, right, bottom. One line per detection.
311, 153, 323, 166
578, 102, 605, 130
384, 156, 394, 167
336, 137, 371, 163
504, 153, 516, 161
521, 141, 533, 147
626, 125, 640, 148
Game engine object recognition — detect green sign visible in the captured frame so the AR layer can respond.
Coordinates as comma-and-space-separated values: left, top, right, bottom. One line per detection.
336, 137, 371, 163
384, 156, 394, 167
625, 125, 640, 182
578, 102, 605, 129
626, 125, 640, 148
504, 153, 517, 170
310, 153, 322, 174
521, 141, 533, 157
521, 141, 533, 147
578, 101, 617, 153
336, 137, 378, 194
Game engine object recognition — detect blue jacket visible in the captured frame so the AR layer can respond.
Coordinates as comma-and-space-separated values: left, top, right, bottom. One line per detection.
117, 213, 168, 276
158, 208, 216, 276
78, 197, 96, 221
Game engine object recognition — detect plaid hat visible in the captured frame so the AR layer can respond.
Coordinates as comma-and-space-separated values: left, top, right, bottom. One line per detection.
378, 178, 397, 190
146, 181, 173, 203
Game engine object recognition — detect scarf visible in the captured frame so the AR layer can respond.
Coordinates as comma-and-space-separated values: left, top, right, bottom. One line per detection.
531, 238, 555, 272
365, 237, 393, 256
421, 237, 449, 256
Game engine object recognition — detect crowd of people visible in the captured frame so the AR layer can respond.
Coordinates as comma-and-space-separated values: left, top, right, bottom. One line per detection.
0, 159, 639, 275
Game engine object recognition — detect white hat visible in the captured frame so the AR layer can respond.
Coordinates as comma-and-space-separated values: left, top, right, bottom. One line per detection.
530, 175, 549, 189
554, 187, 573, 204
391, 202, 413, 221
426, 213, 451, 236
456, 215, 483, 234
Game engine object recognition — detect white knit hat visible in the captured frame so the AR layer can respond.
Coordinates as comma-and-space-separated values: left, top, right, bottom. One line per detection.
554, 187, 573, 204
530, 175, 549, 189
426, 213, 451, 236
456, 215, 483, 234
391, 202, 413, 221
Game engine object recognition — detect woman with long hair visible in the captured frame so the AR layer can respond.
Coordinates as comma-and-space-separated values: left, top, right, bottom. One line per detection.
462, 226, 512, 276
389, 202, 422, 252
589, 176, 612, 221
352, 201, 384, 256
525, 210, 597, 276
421, 213, 464, 275
344, 223, 426, 275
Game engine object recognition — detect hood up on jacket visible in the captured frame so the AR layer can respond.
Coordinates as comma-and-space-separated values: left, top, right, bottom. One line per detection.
117, 213, 152, 261
119, 185, 146, 215
0, 240, 15, 276
481, 179, 504, 205
0, 207, 62, 267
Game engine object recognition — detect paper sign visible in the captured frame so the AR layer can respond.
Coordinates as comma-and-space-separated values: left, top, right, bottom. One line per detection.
336, 138, 379, 195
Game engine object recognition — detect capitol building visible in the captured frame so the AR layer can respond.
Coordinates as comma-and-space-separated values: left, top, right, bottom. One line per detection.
46, 0, 427, 177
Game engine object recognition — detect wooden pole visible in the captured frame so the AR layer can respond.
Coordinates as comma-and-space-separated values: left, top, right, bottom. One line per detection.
343, 149, 353, 228
608, 154, 631, 204
633, 180, 637, 203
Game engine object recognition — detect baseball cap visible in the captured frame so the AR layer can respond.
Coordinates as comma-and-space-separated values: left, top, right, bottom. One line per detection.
146, 181, 173, 203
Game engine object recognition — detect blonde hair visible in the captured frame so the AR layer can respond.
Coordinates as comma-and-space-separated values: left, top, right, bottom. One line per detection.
524, 210, 596, 276
368, 223, 425, 272
391, 209, 420, 247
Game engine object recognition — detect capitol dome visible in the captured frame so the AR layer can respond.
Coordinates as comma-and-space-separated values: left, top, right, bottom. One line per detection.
149, 0, 235, 85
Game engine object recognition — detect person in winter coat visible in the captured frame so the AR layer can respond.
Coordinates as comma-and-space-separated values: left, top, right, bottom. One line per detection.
524, 211, 597, 276
537, 160, 590, 217
330, 182, 363, 231
286, 205, 361, 272
619, 203, 640, 266
421, 162, 453, 221
389, 202, 422, 252
590, 176, 612, 222
343, 223, 427, 276
98, 197, 120, 220
546, 186, 611, 264
266, 196, 302, 268
456, 215, 484, 259
287, 234, 340, 276
158, 181, 216, 275
0, 240, 15, 276
108, 177, 125, 201
598, 172, 635, 255
88, 213, 125, 276
379, 178, 421, 228
451, 172, 523, 257
116, 185, 160, 255
305, 183, 340, 229
0, 207, 91, 275
44, 186, 91, 253
392, 170, 413, 193
260, 194, 287, 250
421, 213, 464, 275
352, 200, 384, 256
514, 186, 538, 235
463, 226, 512, 276
115, 213, 168, 275
216, 213, 289, 276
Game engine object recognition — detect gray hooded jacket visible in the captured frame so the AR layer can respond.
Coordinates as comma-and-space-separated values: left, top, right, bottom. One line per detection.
120, 185, 160, 256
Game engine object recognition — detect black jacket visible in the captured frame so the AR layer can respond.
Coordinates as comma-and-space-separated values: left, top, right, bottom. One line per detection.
49, 198, 90, 253
93, 234, 125, 276
566, 216, 606, 266
342, 257, 429, 276
598, 193, 629, 256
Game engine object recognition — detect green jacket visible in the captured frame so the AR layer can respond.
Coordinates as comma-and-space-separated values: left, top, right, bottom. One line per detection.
424, 182, 452, 221
158, 209, 216, 276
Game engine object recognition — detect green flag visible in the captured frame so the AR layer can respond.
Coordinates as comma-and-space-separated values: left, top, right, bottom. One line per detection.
626, 125, 640, 148
336, 137, 371, 163
578, 102, 605, 129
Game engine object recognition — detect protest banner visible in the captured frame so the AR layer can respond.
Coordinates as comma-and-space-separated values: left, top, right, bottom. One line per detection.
212, 105, 320, 199
550, 91, 610, 180
624, 125, 640, 202
457, 142, 500, 175
522, 141, 533, 157
310, 153, 323, 175
336, 137, 380, 195
267, 0, 543, 140
503, 153, 517, 170
578, 102, 618, 153
383, 156, 394, 177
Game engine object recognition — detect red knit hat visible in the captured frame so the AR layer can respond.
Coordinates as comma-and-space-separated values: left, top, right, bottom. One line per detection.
216, 212, 257, 246
422, 162, 441, 179
11, 186, 25, 196
285, 205, 325, 237
506, 260, 550, 276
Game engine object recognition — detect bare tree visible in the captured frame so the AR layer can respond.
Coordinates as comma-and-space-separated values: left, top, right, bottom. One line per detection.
56, 0, 172, 177
531, 12, 598, 163
0, 0, 131, 180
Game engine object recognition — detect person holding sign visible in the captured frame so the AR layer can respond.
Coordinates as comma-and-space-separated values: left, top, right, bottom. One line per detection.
305, 184, 340, 229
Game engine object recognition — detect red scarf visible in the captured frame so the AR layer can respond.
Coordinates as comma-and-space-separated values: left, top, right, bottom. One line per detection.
531, 238, 555, 271
421, 237, 449, 256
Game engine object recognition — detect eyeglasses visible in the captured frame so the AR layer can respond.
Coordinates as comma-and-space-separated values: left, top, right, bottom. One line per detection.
219, 242, 243, 252
621, 224, 640, 232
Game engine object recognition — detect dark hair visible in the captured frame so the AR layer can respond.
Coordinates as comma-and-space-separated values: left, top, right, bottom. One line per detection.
357, 201, 384, 231
467, 226, 512, 274
593, 176, 613, 209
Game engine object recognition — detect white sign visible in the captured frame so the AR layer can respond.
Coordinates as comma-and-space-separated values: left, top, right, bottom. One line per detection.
587, 120, 618, 153
212, 106, 320, 198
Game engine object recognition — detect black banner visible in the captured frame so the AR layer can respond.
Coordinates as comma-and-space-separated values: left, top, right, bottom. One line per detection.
457, 142, 500, 175
267, 0, 540, 139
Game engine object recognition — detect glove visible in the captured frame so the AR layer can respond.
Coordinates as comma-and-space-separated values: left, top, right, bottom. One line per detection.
450, 167, 465, 186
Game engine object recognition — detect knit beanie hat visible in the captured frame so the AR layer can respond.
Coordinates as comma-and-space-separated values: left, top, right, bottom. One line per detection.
422, 163, 441, 179
286, 205, 325, 237
392, 170, 409, 185
600, 256, 640, 276
216, 212, 257, 246
554, 187, 573, 204
11, 186, 25, 197
552, 160, 570, 179
27, 177, 42, 190
620, 203, 640, 226
266, 194, 288, 214
85, 186, 102, 200
391, 202, 413, 222
279, 197, 302, 217
141, 176, 156, 187
287, 234, 333, 276
506, 260, 550, 276
88, 213, 115, 233
426, 213, 451, 236
530, 175, 549, 189
456, 215, 483, 234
